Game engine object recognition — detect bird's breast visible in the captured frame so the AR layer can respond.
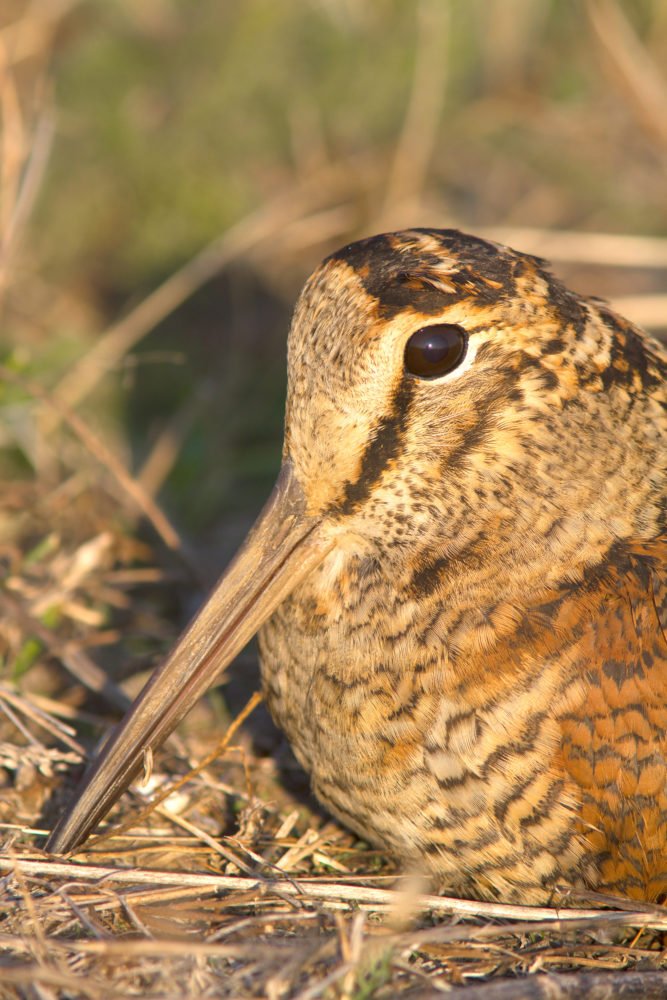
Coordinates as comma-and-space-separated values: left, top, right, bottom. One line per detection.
257, 550, 595, 901
258, 549, 445, 847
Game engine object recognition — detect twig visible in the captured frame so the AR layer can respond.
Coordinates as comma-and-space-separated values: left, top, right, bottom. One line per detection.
0, 931, 279, 959
586, 0, 667, 151
154, 806, 257, 876
382, 0, 449, 218
0, 364, 192, 571
81, 691, 263, 849
291, 959, 352, 1000
5, 847, 49, 964
0, 109, 53, 302
46, 167, 360, 426
399, 910, 667, 947
136, 390, 209, 499
483, 227, 667, 269
0, 690, 42, 746
0, 963, 118, 1000
609, 293, 667, 332
2, 856, 666, 925
0, 34, 25, 260
0, 589, 130, 713
0, 1, 82, 67
0, 684, 85, 753
0, 11, 56, 304
446, 971, 667, 1000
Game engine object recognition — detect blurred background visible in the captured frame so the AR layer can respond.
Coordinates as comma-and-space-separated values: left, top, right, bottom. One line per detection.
0, 0, 666, 767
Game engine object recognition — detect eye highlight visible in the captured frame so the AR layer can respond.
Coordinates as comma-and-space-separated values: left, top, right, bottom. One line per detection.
404, 324, 467, 379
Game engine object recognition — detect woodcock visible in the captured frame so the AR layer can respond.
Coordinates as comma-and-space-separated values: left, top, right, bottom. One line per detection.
47, 229, 667, 905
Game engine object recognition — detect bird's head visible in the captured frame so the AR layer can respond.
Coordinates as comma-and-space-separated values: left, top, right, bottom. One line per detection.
284, 229, 663, 585
46, 229, 665, 853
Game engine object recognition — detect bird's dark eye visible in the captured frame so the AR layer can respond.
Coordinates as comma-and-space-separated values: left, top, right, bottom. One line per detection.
404, 324, 467, 379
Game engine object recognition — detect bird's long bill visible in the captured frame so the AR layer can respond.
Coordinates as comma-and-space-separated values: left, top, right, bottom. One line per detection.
46, 462, 333, 854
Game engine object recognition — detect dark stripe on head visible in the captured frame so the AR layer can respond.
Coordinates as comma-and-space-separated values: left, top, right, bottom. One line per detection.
336, 378, 414, 514
327, 229, 526, 320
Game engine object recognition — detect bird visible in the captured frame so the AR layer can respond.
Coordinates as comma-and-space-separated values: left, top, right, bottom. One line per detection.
46, 229, 666, 905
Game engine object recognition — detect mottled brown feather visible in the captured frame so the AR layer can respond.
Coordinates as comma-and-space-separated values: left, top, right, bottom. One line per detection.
256, 228, 667, 904
560, 538, 667, 901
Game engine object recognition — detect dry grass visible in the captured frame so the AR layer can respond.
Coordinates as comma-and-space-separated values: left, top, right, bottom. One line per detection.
2, 646, 667, 998
2, 2, 667, 997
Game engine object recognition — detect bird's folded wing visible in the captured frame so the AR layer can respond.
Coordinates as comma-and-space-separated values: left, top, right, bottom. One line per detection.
560, 537, 667, 901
